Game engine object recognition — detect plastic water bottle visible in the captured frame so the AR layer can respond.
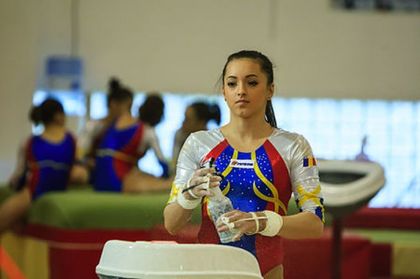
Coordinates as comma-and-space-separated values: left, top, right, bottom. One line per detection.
207, 185, 238, 243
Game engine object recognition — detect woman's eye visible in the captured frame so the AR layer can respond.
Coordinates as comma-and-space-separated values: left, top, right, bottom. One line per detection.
227, 82, 236, 87
248, 81, 258, 86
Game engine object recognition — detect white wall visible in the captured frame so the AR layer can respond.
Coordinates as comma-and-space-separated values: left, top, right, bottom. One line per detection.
78, 0, 420, 99
0, 0, 419, 182
0, 0, 72, 182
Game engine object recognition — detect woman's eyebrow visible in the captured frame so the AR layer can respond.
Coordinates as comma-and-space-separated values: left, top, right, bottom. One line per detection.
227, 74, 258, 79
246, 74, 258, 78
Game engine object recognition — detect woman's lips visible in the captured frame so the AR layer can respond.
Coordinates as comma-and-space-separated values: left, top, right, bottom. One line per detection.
235, 100, 249, 104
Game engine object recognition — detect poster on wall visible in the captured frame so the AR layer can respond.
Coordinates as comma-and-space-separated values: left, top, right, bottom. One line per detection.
332, 0, 420, 11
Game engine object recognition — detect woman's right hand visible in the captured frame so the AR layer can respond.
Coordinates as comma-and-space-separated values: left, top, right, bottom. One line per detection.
183, 167, 222, 200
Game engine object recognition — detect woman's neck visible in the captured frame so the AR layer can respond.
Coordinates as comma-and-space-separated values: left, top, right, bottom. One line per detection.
115, 112, 137, 129
42, 124, 66, 143
226, 115, 272, 139
221, 116, 273, 152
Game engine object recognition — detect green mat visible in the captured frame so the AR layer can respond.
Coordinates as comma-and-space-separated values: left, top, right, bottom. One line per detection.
348, 229, 420, 244
0, 185, 331, 230
0, 186, 201, 230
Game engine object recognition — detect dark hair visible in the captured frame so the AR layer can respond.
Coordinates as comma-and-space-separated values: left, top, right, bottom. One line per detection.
108, 77, 120, 93
106, 77, 133, 106
190, 102, 221, 125
138, 93, 165, 127
221, 50, 277, 128
29, 98, 64, 125
107, 77, 121, 107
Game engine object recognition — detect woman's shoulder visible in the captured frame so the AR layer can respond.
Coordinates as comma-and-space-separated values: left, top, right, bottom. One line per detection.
272, 127, 300, 139
190, 128, 223, 141
185, 128, 224, 148
270, 128, 311, 147
65, 131, 77, 143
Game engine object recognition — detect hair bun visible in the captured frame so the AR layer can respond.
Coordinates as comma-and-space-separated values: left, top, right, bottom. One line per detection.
109, 77, 121, 91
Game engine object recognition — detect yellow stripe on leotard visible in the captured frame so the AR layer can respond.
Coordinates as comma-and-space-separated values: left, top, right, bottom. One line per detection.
252, 151, 287, 215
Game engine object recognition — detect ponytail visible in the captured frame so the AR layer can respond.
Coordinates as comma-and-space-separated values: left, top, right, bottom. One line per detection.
265, 100, 277, 128
29, 106, 43, 126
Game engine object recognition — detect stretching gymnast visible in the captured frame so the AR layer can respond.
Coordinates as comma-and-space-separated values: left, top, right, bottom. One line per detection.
164, 50, 324, 279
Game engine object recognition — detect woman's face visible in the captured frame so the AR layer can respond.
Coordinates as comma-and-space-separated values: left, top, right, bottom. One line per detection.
52, 112, 66, 126
222, 58, 273, 121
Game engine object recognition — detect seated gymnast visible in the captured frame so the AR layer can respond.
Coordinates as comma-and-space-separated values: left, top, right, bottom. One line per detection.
90, 86, 171, 193
77, 77, 127, 173
2, 98, 77, 233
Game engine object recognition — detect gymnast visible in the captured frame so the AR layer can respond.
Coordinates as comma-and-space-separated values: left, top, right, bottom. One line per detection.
91, 86, 170, 193
2, 98, 76, 233
164, 50, 324, 279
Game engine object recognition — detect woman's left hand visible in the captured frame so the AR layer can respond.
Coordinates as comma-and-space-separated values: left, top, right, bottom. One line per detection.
216, 210, 267, 242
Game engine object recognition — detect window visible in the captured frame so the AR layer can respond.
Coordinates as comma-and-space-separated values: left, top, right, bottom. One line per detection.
37, 90, 419, 208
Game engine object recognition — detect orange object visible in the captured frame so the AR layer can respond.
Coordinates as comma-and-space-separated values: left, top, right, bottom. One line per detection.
0, 246, 26, 279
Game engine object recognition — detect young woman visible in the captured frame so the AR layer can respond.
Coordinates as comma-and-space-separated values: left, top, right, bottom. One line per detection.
91, 87, 170, 193
138, 93, 169, 178
78, 77, 127, 169
2, 98, 76, 233
172, 102, 221, 167
164, 50, 324, 279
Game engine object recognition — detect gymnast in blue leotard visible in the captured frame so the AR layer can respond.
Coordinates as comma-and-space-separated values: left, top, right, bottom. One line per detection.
2, 98, 76, 233
90, 87, 171, 193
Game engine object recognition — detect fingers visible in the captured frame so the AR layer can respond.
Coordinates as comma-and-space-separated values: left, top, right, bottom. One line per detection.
189, 175, 209, 187
208, 175, 222, 188
194, 167, 216, 177
189, 168, 222, 197
217, 211, 259, 238
191, 184, 211, 197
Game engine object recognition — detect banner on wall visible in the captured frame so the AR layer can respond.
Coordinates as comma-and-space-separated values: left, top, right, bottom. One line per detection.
45, 56, 83, 91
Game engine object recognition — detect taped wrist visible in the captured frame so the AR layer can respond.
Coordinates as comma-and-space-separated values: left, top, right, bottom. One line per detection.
259, 210, 283, 237
177, 186, 201, 210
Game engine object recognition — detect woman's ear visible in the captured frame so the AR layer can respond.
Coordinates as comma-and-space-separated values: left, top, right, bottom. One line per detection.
267, 83, 274, 100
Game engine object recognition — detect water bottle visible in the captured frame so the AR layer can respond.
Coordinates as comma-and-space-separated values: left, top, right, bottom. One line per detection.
207, 185, 238, 243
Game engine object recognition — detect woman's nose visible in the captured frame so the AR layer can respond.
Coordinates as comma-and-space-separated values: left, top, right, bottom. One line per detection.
236, 82, 246, 95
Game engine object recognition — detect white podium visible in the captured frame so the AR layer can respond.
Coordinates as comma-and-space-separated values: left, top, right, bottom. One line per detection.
96, 240, 263, 279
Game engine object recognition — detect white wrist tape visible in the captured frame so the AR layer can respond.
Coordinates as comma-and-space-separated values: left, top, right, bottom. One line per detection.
187, 188, 200, 199
250, 212, 259, 234
259, 210, 283, 237
177, 188, 201, 210
220, 216, 236, 231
